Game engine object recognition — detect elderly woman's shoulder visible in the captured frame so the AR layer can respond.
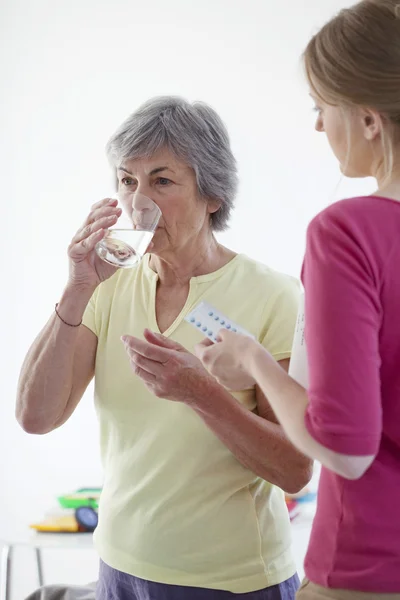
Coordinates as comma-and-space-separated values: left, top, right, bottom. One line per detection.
237, 254, 300, 295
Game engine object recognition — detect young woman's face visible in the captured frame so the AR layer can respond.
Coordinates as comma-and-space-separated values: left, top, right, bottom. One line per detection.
312, 94, 378, 179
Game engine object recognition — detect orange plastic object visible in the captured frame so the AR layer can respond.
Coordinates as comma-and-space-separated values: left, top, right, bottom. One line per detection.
30, 515, 79, 532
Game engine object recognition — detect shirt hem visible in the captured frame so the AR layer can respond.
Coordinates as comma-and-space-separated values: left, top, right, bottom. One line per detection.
95, 537, 297, 593
81, 321, 96, 336
305, 568, 400, 594
272, 351, 292, 361
304, 411, 380, 456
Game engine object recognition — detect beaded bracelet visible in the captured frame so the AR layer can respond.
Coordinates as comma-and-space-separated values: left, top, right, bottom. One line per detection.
55, 303, 82, 328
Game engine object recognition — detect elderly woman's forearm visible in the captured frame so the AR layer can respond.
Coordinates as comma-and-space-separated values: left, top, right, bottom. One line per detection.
189, 383, 313, 494
16, 285, 95, 434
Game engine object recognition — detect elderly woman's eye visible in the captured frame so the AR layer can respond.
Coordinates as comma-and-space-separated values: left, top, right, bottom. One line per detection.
156, 177, 172, 186
121, 177, 135, 186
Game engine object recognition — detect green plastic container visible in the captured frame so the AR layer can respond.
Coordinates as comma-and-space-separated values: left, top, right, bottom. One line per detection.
57, 488, 102, 510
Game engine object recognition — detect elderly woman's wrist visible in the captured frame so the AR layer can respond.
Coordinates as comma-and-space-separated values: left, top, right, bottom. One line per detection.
185, 374, 226, 411
57, 283, 96, 318
65, 280, 97, 297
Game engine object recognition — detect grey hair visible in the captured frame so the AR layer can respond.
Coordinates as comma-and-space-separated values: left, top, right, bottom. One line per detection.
106, 96, 238, 231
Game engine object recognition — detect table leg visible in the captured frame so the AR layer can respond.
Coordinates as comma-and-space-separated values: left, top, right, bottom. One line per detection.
34, 547, 44, 588
0, 545, 12, 600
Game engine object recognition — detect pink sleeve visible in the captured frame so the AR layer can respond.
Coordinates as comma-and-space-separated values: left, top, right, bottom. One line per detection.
302, 208, 382, 456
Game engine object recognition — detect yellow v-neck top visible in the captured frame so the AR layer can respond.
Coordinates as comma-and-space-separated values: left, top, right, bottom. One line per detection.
82, 253, 300, 593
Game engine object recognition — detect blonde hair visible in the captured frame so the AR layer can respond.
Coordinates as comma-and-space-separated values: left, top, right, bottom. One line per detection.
304, 0, 400, 176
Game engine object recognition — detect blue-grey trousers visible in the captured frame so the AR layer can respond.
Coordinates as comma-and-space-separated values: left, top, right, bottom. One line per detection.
97, 560, 300, 599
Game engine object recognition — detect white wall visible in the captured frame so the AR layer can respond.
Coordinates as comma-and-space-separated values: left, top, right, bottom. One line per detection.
1, 0, 374, 597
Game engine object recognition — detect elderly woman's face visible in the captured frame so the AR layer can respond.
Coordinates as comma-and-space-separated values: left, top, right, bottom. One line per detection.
116, 148, 219, 254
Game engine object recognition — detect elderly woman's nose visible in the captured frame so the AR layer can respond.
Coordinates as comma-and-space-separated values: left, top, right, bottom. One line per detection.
131, 193, 150, 212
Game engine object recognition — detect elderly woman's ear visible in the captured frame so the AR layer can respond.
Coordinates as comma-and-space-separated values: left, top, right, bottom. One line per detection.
207, 197, 223, 214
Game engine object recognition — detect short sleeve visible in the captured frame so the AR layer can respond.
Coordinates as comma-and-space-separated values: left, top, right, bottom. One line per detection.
82, 287, 99, 337
260, 275, 301, 361
302, 209, 382, 456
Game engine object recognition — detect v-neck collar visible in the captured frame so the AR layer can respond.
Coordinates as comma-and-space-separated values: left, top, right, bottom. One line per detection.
143, 253, 243, 337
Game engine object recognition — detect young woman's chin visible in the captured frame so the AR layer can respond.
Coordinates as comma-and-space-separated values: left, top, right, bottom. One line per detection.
339, 162, 368, 179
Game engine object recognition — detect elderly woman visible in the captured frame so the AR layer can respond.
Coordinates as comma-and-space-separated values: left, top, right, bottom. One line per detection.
17, 97, 312, 600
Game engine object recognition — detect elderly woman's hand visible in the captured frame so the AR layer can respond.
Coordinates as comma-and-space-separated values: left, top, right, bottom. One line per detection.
195, 330, 264, 391
121, 329, 215, 403
68, 198, 122, 290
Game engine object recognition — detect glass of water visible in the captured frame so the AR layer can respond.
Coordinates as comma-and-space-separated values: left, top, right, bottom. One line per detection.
95, 193, 161, 268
